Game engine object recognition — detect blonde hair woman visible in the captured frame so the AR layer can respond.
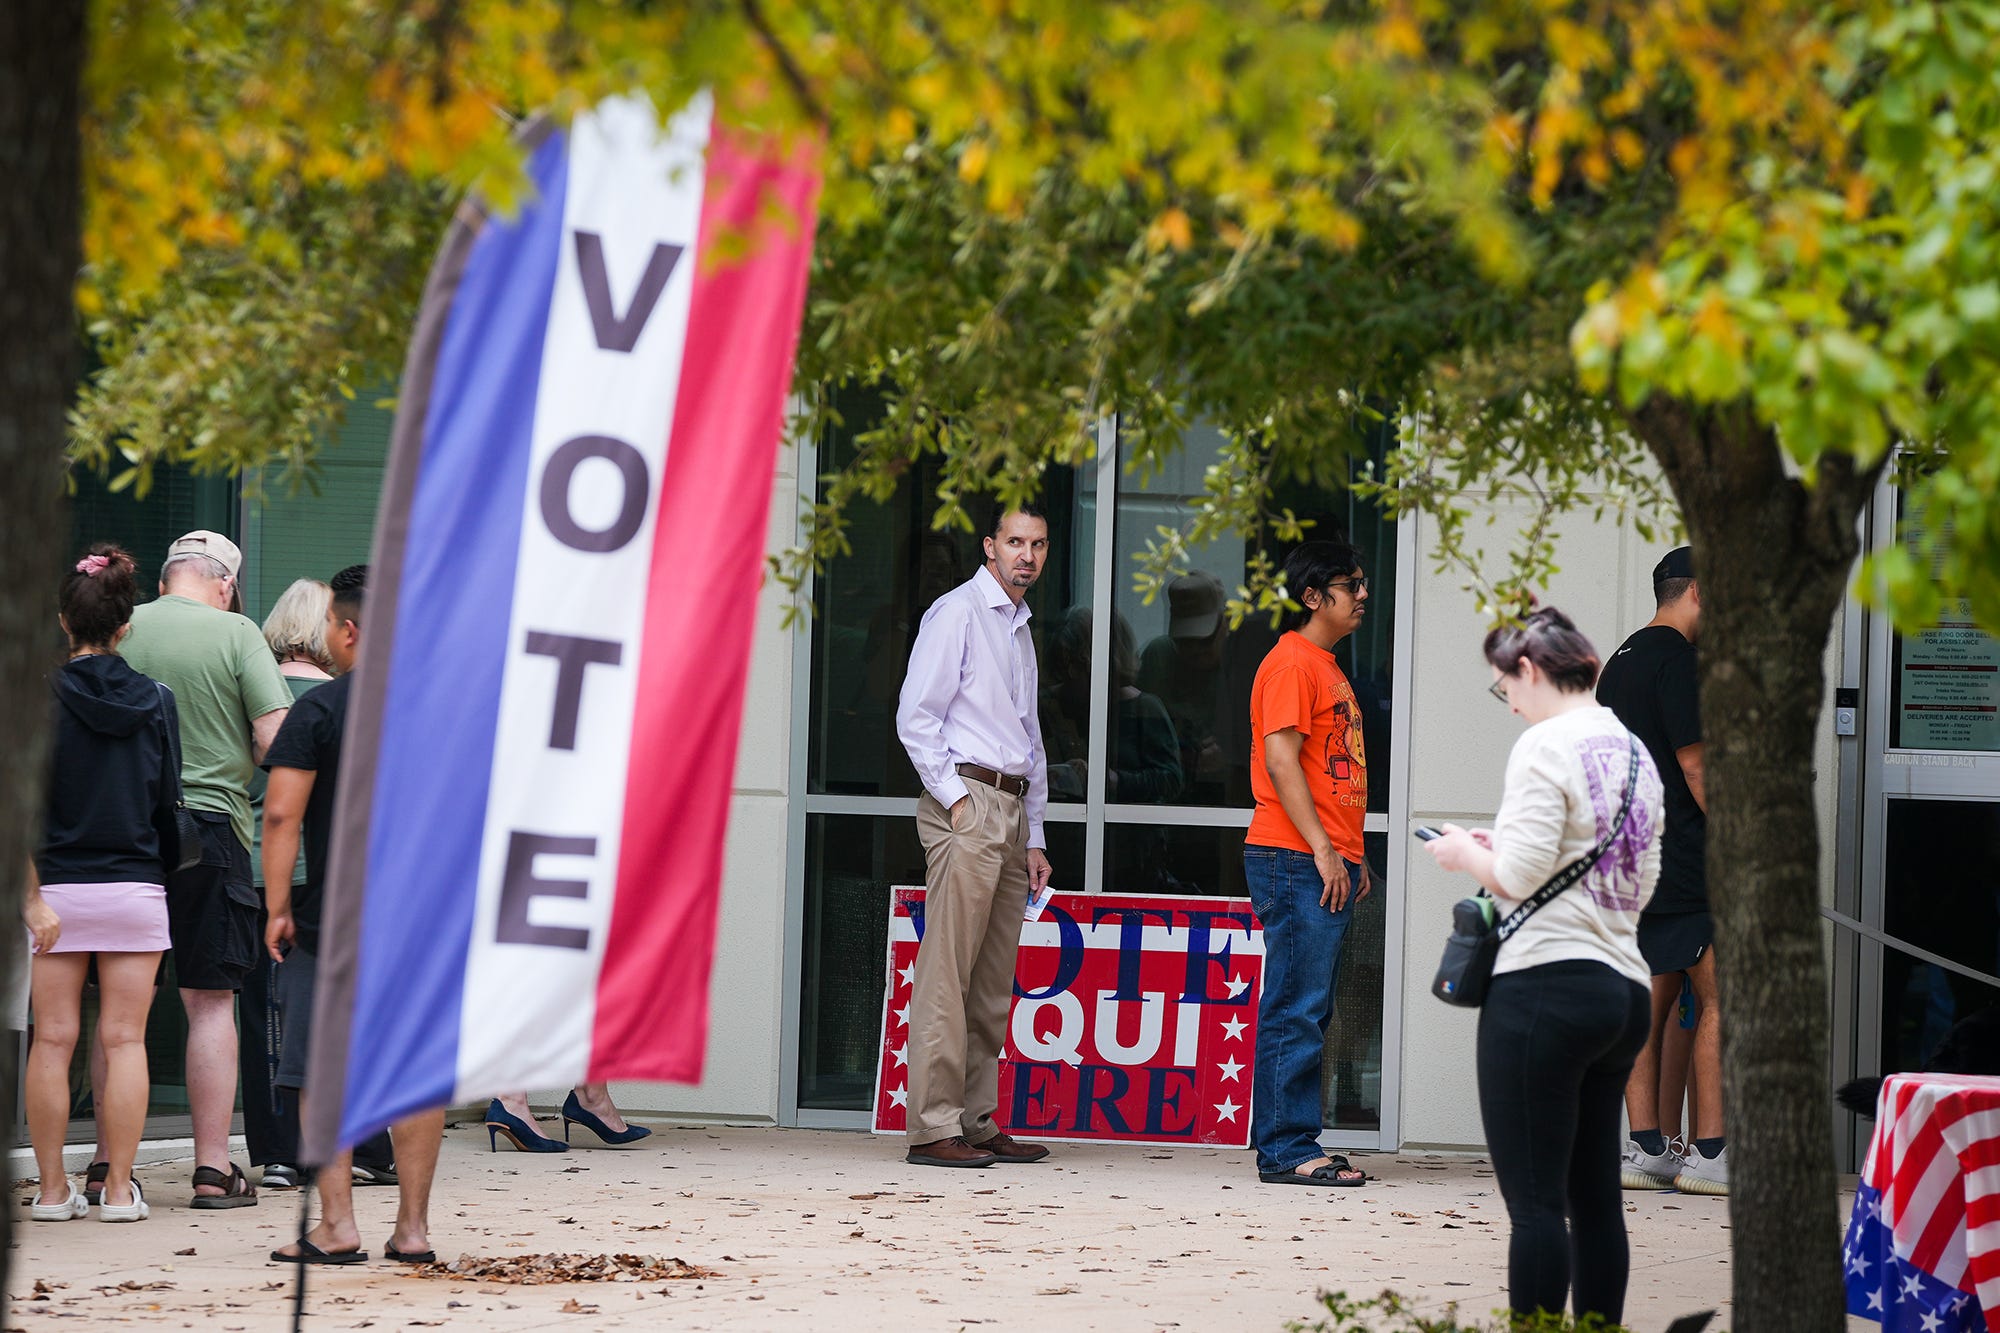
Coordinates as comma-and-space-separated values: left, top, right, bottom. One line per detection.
244, 581, 336, 1190
262, 579, 334, 674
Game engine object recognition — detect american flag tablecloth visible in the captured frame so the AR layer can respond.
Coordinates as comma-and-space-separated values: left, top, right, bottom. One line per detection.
1846, 1073, 2000, 1331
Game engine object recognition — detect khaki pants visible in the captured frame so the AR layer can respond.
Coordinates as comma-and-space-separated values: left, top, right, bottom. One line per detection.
907, 782, 1030, 1148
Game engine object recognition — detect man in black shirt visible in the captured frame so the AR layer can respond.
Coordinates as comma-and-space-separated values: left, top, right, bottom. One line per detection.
1596, 546, 1726, 1196
262, 567, 447, 1263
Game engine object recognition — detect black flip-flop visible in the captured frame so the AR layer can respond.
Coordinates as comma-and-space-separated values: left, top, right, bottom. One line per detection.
384, 1243, 437, 1265
1259, 1154, 1366, 1187
83, 1161, 110, 1207
270, 1237, 368, 1265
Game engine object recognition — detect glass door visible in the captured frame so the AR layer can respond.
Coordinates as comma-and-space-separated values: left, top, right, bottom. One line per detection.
1853, 478, 2000, 1136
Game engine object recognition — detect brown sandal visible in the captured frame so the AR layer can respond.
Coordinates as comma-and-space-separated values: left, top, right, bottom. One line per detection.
190, 1162, 258, 1209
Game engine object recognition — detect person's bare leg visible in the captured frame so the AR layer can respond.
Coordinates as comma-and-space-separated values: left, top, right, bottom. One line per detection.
1622, 973, 1682, 1136
93, 953, 162, 1206
571, 1082, 630, 1133
495, 1091, 557, 1139
27, 954, 88, 1206
88, 1018, 109, 1165
387, 1107, 447, 1256
180, 987, 240, 1196
1687, 950, 1725, 1141
1657, 986, 1695, 1142
270, 1089, 358, 1257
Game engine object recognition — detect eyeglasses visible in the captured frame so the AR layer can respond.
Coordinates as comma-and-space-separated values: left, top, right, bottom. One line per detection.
1488, 678, 1511, 704
1325, 576, 1368, 597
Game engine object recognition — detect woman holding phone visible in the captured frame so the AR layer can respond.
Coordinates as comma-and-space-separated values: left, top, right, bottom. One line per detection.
1424, 606, 1664, 1323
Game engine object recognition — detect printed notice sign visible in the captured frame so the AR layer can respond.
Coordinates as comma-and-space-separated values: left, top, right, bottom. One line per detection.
1896, 502, 2000, 752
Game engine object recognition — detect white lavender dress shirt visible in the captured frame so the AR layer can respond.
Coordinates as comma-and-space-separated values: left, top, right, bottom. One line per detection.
894, 566, 1049, 850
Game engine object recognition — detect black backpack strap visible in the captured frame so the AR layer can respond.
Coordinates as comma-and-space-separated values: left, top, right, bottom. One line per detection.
1496, 735, 1642, 943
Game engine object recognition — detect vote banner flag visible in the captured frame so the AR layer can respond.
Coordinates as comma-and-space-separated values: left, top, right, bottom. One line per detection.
871, 889, 1264, 1147
1845, 1073, 2000, 1332
304, 94, 819, 1159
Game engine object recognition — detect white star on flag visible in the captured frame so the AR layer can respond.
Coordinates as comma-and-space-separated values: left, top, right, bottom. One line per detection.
897, 962, 915, 987
1902, 1274, 1925, 1301
1214, 1096, 1242, 1122
1226, 974, 1250, 998
1850, 1250, 1871, 1276
892, 1045, 908, 1067
1921, 1310, 1943, 1333
1218, 1056, 1244, 1083
1864, 1195, 1880, 1218
1867, 1289, 1883, 1312
1220, 1016, 1248, 1041
893, 1005, 910, 1027
889, 1085, 908, 1108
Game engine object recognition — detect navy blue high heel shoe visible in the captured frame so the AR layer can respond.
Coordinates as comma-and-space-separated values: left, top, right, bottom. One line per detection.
561, 1090, 653, 1146
484, 1099, 568, 1153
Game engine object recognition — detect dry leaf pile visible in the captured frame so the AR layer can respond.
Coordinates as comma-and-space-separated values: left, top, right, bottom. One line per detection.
407, 1253, 713, 1284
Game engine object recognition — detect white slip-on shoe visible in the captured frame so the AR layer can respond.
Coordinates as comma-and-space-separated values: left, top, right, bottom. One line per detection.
1620, 1137, 1682, 1190
1674, 1145, 1729, 1195
98, 1177, 148, 1223
30, 1181, 89, 1221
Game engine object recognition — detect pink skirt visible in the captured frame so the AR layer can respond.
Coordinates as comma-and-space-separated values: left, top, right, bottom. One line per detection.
37, 882, 170, 954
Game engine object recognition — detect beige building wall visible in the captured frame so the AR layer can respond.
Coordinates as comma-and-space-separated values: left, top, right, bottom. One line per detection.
1394, 500, 1848, 1149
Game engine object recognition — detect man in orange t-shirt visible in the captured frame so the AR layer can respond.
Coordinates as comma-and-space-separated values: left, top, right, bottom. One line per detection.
1246, 540, 1371, 1187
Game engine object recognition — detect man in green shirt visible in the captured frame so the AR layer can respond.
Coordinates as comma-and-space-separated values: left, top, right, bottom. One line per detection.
122, 530, 292, 1207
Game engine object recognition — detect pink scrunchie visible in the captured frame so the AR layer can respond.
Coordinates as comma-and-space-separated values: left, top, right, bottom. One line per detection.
75, 554, 112, 577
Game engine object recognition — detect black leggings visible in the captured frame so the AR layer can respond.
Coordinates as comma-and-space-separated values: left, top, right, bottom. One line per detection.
1477, 960, 1650, 1322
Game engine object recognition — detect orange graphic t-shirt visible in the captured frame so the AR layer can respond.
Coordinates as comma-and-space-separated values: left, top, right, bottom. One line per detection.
1245, 630, 1368, 860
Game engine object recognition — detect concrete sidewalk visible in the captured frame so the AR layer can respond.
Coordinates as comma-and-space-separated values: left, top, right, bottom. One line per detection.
10, 1123, 1741, 1331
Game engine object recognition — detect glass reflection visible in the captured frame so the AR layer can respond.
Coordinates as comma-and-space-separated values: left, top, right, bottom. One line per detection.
1041, 607, 1183, 804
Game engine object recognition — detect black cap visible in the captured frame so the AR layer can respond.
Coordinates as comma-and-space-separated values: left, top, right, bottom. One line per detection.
1652, 546, 1695, 588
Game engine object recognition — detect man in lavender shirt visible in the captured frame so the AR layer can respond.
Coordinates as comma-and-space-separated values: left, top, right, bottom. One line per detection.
895, 504, 1057, 1168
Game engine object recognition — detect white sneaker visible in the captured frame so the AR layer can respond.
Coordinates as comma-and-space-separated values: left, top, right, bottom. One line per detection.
29, 1181, 88, 1221
99, 1177, 148, 1223
1674, 1145, 1729, 1195
1621, 1138, 1682, 1189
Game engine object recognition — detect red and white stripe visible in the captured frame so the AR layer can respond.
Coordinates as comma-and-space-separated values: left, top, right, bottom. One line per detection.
1865, 1073, 2000, 1326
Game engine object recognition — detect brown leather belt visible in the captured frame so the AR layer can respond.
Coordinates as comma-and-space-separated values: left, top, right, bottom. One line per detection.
956, 762, 1028, 798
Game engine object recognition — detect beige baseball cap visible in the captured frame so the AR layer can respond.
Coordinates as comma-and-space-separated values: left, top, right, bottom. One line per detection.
165, 530, 243, 582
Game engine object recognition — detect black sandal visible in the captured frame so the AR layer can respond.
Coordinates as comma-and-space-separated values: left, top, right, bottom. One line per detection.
270, 1237, 367, 1265
190, 1162, 258, 1209
1259, 1154, 1367, 1187
383, 1242, 437, 1265
83, 1161, 110, 1207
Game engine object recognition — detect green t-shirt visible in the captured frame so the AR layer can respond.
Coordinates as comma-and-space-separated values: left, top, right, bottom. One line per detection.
122, 594, 293, 852
250, 672, 329, 889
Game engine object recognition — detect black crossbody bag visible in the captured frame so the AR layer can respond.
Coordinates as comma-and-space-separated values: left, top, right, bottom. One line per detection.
155, 682, 203, 874
1432, 735, 1641, 1008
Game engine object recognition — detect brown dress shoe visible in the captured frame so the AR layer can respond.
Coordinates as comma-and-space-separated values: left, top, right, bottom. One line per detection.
906, 1136, 998, 1168
976, 1132, 1051, 1163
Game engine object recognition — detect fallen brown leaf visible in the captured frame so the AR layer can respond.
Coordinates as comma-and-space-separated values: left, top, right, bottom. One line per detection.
406, 1253, 714, 1285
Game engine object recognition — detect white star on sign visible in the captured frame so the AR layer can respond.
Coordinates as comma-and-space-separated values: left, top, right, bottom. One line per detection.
1867, 1289, 1883, 1312
1903, 1274, 1925, 1301
1226, 973, 1250, 998
1921, 1310, 1943, 1333
898, 962, 915, 987
892, 1045, 908, 1067
889, 1085, 908, 1108
1213, 1096, 1241, 1122
893, 1005, 910, 1027
1220, 1016, 1248, 1041
1218, 1056, 1244, 1083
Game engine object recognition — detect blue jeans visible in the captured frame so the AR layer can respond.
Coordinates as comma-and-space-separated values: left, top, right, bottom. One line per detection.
1246, 844, 1359, 1176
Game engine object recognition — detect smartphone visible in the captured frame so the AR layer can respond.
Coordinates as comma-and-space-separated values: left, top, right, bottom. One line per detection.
1413, 826, 1444, 842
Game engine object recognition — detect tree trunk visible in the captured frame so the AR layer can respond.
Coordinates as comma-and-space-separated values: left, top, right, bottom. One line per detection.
1629, 398, 1882, 1332
0, 1, 86, 1314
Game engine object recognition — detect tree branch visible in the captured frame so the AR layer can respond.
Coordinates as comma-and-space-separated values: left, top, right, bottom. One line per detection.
739, 0, 827, 127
